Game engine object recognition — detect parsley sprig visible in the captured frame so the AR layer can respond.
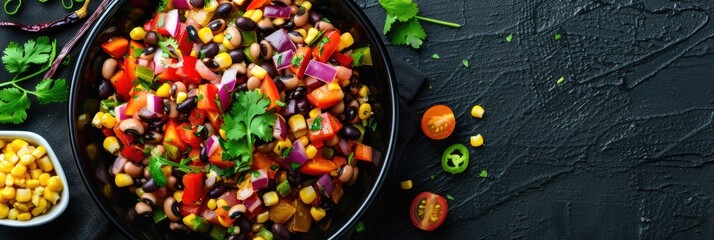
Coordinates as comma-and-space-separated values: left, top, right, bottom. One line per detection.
221, 90, 276, 173
0, 36, 68, 124
379, 0, 461, 49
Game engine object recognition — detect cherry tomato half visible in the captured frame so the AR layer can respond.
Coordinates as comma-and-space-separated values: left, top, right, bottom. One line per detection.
410, 192, 448, 231
421, 105, 456, 140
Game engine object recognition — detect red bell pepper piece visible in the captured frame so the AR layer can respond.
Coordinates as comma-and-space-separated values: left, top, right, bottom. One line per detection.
101, 37, 129, 59
300, 158, 338, 176
354, 143, 373, 162
312, 31, 341, 63
290, 47, 312, 78
174, 23, 194, 55
181, 172, 206, 206
252, 152, 278, 179
113, 125, 130, 146
179, 203, 202, 217
197, 84, 219, 112
306, 113, 341, 143
109, 70, 132, 101
260, 75, 281, 111
205, 110, 223, 130
246, 0, 269, 10
331, 51, 354, 67
152, 13, 170, 35
121, 144, 145, 163
124, 57, 138, 85
306, 84, 344, 109
156, 67, 178, 82
163, 120, 187, 153
176, 56, 202, 84
177, 123, 202, 148
188, 108, 206, 126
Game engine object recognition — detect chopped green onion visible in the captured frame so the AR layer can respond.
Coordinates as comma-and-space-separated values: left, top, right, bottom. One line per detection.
479, 169, 488, 178
554, 33, 562, 40
446, 194, 455, 200
505, 34, 513, 43
462, 59, 469, 68
429, 174, 435, 180
355, 221, 366, 233
556, 76, 566, 86
432, 53, 440, 59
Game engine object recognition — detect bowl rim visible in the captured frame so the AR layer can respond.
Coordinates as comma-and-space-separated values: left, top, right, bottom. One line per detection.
0, 131, 70, 227
68, 0, 398, 239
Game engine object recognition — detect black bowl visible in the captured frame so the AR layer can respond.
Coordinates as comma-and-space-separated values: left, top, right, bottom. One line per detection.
68, 0, 397, 239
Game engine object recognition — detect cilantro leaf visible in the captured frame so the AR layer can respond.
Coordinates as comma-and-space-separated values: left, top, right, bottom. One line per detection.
221, 90, 276, 173
0, 88, 30, 124
378, 0, 418, 22
2, 42, 24, 73
34, 79, 68, 104
384, 14, 397, 35
148, 155, 167, 186
446, 194, 455, 200
309, 116, 323, 131
387, 18, 426, 49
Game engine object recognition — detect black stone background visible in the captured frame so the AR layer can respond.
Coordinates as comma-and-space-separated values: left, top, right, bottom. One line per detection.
2, 0, 714, 239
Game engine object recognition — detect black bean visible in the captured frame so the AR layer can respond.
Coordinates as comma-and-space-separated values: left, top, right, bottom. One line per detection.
200, 146, 209, 163
287, 169, 301, 185
228, 49, 246, 63
142, 179, 158, 193
143, 46, 157, 55
290, 86, 307, 99
319, 198, 335, 210
98, 79, 114, 99
134, 177, 144, 187
171, 201, 182, 218
235, 17, 256, 31
236, 217, 252, 230
344, 107, 357, 121
144, 31, 158, 46
208, 19, 227, 33
309, 11, 322, 24
225, 234, 247, 240
282, 21, 295, 31
208, 185, 228, 198
273, 77, 285, 92
190, 0, 204, 8
175, 180, 184, 190
215, 3, 233, 16
260, 62, 278, 78
340, 125, 361, 140
237, 82, 248, 92
203, 58, 220, 70
186, 25, 199, 42
296, 98, 310, 115
272, 223, 291, 240
143, 131, 162, 144
171, 166, 185, 179
200, 43, 220, 58
176, 96, 197, 113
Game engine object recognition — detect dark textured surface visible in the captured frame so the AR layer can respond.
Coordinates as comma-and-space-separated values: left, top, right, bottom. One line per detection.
1, 0, 714, 239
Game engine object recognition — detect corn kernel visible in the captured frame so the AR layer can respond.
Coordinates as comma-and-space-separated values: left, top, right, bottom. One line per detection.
198, 27, 214, 44
249, 9, 263, 23
43, 188, 59, 204
7, 208, 17, 220
215, 52, 233, 69
10, 139, 28, 153
327, 82, 341, 91
15, 189, 31, 203
33, 186, 44, 196
14, 177, 25, 188
100, 113, 117, 129
298, 136, 310, 146
358, 103, 372, 120
273, 139, 292, 156
243, 9, 254, 18
358, 86, 370, 98
16, 212, 31, 221
103, 136, 121, 154
310, 206, 326, 221
212, 33, 225, 44
36, 155, 53, 172
0, 161, 12, 173
16, 147, 29, 158
130, 27, 147, 41
5, 175, 13, 187
47, 176, 63, 192
182, 213, 197, 229
28, 162, 37, 170
91, 112, 104, 128
0, 203, 8, 218
114, 173, 133, 187
4, 153, 18, 164
254, 237, 266, 240
470, 134, 484, 147
216, 199, 228, 209
219, 129, 227, 140
294, 29, 307, 38
308, 108, 321, 119
26, 179, 39, 189
31, 206, 44, 216
204, 0, 218, 11
400, 180, 413, 190
262, 191, 279, 207
19, 154, 34, 166
338, 32, 354, 51
305, 28, 319, 45
471, 105, 485, 118
29, 146, 45, 159
299, 186, 316, 204
1, 187, 15, 199
256, 211, 270, 223
272, 18, 285, 26
174, 191, 184, 203
288, 114, 307, 136
36, 196, 48, 209
223, 37, 237, 50
0, 173, 4, 188
38, 173, 50, 186
10, 164, 26, 178
305, 145, 317, 159
176, 91, 188, 104
207, 198, 217, 210
0, 140, 4, 149
300, 1, 312, 11
250, 65, 268, 79
30, 169, 42, 179
156, 83, 171, 98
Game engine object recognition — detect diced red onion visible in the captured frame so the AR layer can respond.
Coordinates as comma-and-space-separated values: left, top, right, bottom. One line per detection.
287, 140, 308, 165
205, 136, 220, 157
280, 99, 298, 116
263, 5, 292, 19
196, 59, 220, 83
220, 67, 238, 91
265, 29, 296, 53
204, 174, 217, 188
219, 191, 240, 206
305, 60, 337, 83
114, 103, 130, 122
244, 194, 262, 213
237, 185, 253, 200
173, 0, 191, 9
251, 169, 269, 191
110, 156, 127, 176
153, 49, 165, 74
273, 50, 294, 70
200, 208, 218, 223
165, 9, 180, 37
337, 139, 351, 156
305, 76, 324, 89
138, 59, 149, 67
273, 116, 287, 141
145, 93, 164, 114
335, 66, 352, 80
217, 84, 232, 112
316, 173, 334, 196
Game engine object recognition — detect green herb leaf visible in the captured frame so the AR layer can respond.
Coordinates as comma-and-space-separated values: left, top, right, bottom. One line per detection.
148, 151, 204, 186
355, 221, 366, 233
462, 59, 469, 68
221, 90, 276, 174
347, 152, 354, 165
554, 33, 562, 40
556, 76, 566, 86
446, 194, 455, 200
309, 116, 323, 131
378, 0, 418, 22
61, 55, 71, 66
0, 88, 30, 124
506, 34, 513, 43
156, 0, 169, 12
479, 169, 488, 178
429, 174, 435, 180
2, 36, 52, 74
281, 146, 292, 159
387, 18, 426, 49
290, 56, 303, 67
383, 14, 397, 35
34, 79, 68, 104
290, 162, 301, 170
431, 53, 440, 59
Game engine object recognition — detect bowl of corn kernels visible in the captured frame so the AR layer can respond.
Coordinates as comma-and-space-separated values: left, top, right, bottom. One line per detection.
0, 131, 69, 227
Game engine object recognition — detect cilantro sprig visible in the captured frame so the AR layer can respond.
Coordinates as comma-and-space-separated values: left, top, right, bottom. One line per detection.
148, 151, 203, 186
0, 36, 68, 124
221, 90, 276, 174
379, 0, 461, 49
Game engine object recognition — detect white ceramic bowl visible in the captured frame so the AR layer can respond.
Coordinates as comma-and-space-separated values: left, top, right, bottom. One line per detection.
0, 131, 69, 227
